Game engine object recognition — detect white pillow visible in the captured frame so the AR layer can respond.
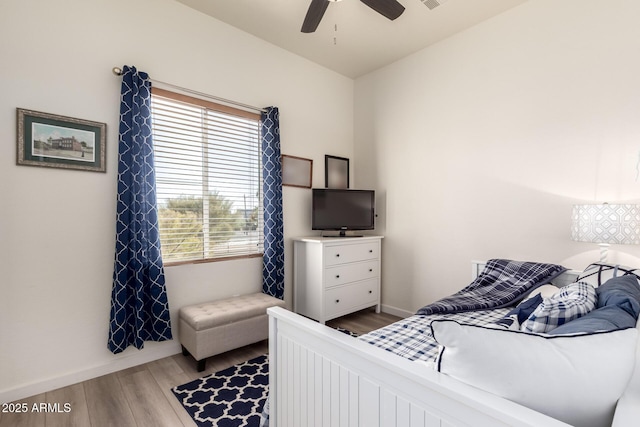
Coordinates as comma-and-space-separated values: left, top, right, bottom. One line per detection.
432, 320, 638, 427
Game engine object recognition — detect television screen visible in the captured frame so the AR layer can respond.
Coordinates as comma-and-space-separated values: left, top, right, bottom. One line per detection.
312, 189, 375, 235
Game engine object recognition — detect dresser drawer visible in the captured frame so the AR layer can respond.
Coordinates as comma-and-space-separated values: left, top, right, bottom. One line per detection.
324, 260, 379, 288
324, 241, 379, 267
325, 279, 379, 319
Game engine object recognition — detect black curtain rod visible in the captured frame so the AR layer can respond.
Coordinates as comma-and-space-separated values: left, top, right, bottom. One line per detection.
112, 66, 266, 114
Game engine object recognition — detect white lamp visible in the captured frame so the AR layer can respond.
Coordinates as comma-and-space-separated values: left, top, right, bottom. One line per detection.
571, 204, 640, 262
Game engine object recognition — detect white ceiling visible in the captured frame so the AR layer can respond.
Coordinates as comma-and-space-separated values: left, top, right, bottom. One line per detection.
175, 0, 528, 78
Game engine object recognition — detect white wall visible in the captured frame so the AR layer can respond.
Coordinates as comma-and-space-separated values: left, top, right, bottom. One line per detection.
355, 0, 640, 314
5, 0, 640, 403
0, 0, 353, 402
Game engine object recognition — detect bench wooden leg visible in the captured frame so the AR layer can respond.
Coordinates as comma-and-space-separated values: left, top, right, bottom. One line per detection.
181, 345, 205, 371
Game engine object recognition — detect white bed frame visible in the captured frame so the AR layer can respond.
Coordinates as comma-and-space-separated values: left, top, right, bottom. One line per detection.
267, 261, 640, 427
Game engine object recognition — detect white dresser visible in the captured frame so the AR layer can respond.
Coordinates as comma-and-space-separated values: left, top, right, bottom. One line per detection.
293, 235, 383, 324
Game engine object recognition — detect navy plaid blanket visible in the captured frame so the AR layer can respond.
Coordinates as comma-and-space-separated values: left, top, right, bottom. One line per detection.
416, 259, 566, 316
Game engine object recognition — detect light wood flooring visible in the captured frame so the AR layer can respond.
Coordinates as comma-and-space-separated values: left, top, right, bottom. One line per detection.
0, 309, 400, 427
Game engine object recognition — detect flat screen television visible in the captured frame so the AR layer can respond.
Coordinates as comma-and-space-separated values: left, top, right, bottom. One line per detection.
312, 189, 375, 236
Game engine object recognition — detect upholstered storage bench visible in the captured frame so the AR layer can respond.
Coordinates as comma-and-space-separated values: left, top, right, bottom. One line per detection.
179, 292, 286, 371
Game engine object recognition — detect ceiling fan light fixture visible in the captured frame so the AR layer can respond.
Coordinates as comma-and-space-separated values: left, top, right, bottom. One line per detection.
421, 0, 449, 10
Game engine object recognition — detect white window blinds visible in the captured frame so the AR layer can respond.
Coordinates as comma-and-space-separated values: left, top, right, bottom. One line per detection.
151, 88, 263, 264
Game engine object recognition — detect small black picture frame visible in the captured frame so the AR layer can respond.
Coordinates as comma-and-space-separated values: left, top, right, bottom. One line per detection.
325, 155, 349, 189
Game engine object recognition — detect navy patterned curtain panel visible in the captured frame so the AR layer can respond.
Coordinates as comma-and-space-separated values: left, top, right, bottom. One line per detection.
108, 65, 172, 354
261, 107, 285, 299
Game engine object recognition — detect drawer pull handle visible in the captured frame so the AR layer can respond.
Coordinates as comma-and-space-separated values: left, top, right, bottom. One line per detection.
336, 254, 340, 257
369, 269, 373, 272
336, 275, 340, 278
368, 290, 372, 294
369, 249, 373, 253
335, 299, 340, 303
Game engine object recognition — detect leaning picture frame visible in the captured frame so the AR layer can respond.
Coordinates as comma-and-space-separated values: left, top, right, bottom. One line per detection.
17, 108, 106, 172
325, 155, 349, 189
281, 154, 313, 188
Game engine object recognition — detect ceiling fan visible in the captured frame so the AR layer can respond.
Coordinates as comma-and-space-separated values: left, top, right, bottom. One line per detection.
301, 0, 405, 33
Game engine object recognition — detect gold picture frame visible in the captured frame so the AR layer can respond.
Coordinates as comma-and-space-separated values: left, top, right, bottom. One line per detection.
17, 108, 106, 172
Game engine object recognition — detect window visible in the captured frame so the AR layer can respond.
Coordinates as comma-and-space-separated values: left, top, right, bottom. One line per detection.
151, 88, 263, 264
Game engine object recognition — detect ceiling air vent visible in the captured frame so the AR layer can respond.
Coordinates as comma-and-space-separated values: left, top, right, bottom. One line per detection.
421, 0, 449, 10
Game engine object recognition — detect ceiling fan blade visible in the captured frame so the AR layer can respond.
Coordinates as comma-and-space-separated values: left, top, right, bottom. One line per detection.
360, 0, 405, 20
301, 0, 330, 33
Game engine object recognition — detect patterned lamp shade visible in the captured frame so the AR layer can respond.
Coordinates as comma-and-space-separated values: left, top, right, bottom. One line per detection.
571, 204, 640, 245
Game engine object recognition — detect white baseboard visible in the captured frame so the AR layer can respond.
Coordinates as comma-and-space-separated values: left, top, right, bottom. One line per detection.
2, 307, 413, 403
0, 341, 182, 404
381, 304, 413, 319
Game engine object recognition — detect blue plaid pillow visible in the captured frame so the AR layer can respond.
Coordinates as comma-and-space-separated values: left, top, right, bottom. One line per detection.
521, 282, 597, 333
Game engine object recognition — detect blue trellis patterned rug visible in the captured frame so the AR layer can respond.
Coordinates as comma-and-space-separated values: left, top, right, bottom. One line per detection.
172, 355, 268, 427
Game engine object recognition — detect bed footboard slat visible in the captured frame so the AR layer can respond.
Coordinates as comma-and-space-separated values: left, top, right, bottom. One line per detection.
359, 378, 380, 426
378, 389, 391, 426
